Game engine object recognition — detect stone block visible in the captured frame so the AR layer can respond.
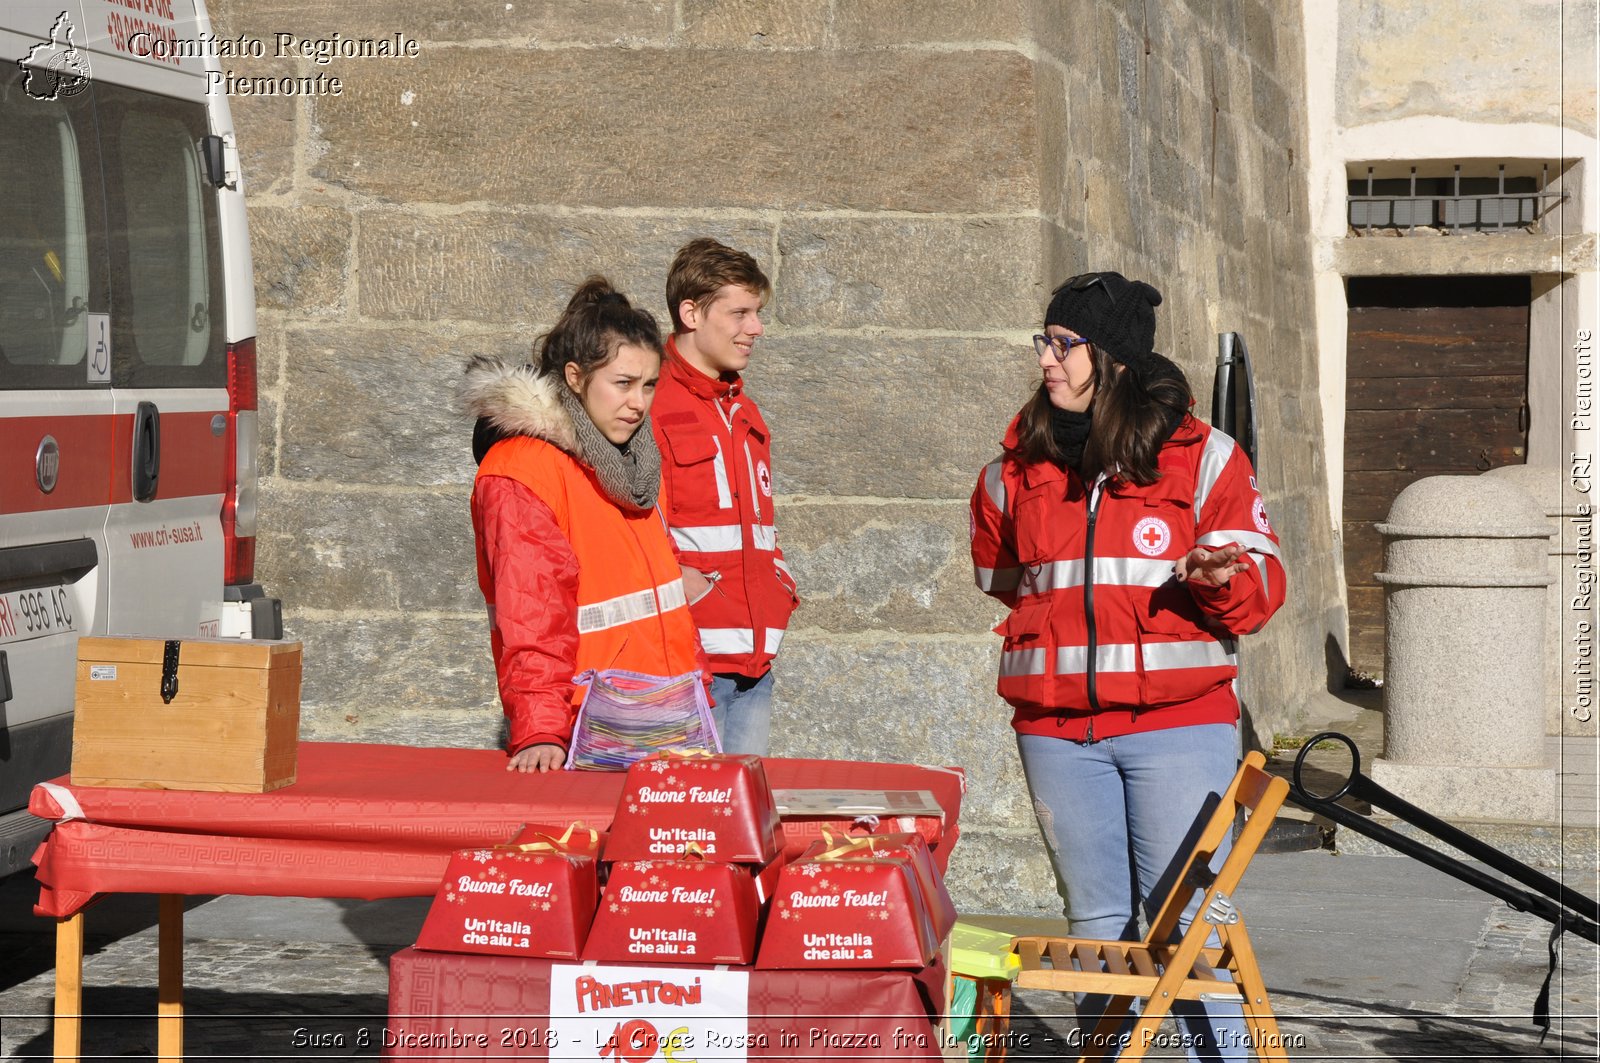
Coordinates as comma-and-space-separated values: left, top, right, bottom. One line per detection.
207, 0, 672, 45
1087, 72, 1131, 165
1035, 61, 1070, 224
747, 335, 1036, 499
1241, 0, 1277, 68
257, 390, 280, 482
284, 615, 497, 720
248, 205, 351, 313
769, 634, 1036, 827
253, 314, 287, 480
1250, 64, 1293, 146
255, 483, 479, 613
778, 501, 1006, 636
1041, 222, 1085, 299
301, 703, 506, 750
358, 212, 774, 325
278, 326, 522, 486
1083, 166, 1135, 253
1029, 0, 1103, 68
312, 50, 1038, 211
831, 0, 1028, 47
942, 827, 1062, 915
772, 217, 1047, 331
679, 0, 827, 48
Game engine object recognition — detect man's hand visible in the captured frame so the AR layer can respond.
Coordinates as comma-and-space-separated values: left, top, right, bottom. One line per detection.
1176, 544, 1251, 588
507, 744, 565, 772
682, 567, 714, 605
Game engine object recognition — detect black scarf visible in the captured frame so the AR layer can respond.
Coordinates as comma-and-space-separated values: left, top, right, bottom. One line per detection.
1048, 407, 1093, 471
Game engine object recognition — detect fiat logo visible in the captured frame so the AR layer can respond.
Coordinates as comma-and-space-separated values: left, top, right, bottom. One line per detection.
36, 436, 60, 494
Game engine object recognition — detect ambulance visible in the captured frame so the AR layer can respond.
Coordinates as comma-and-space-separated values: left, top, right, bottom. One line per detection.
0, 1, 279, 876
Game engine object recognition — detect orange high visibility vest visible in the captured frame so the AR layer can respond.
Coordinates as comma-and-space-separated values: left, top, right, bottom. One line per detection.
476, 435, 702, 700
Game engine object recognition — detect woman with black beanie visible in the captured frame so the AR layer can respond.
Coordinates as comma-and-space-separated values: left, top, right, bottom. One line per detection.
969, 271, 1286, 1061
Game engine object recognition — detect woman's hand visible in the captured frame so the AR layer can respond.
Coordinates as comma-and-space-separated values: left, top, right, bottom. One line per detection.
1176, 543, 1251, 587
507, 743, 566, 773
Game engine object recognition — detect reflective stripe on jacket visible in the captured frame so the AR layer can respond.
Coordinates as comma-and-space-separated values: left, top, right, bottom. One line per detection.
969, 413, 1285, 741
651, 336, 798, 678
474, 434, 705, 754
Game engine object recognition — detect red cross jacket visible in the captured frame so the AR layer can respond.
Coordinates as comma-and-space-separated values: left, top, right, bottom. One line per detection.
969, 413, 1285, 741
650, 336, 799, 678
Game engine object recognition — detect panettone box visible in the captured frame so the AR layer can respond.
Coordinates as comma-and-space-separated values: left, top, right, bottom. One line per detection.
773, 788, 946, 862
72, 636, 301, 792
801, 832, 958, 943
604, 751, 781, 864
415, 825, 602, 960
757, 851, 938, 969
582, 852, 781, 965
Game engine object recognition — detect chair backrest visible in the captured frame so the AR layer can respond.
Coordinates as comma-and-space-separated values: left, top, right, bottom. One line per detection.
1145, 750, 1289, 945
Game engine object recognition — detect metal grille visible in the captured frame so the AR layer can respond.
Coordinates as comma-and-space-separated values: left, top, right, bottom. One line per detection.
1347, 164, 1565, 235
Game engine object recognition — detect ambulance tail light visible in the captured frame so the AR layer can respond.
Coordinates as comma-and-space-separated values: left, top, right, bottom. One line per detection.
223, 337, 259, 585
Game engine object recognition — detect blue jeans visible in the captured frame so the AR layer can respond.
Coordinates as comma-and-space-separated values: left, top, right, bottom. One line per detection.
709, 671, 773, 756
1016, 723, 1246, 1063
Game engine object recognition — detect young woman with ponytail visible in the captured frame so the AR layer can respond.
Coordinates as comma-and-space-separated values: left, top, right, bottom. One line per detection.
464, 277, 710, 772
970, 271, 1286, 1061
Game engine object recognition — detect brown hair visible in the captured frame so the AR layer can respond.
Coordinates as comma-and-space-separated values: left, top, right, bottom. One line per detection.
536, 276, 664, 385
1013, 344, 1193, 484
665, 238, 772, 332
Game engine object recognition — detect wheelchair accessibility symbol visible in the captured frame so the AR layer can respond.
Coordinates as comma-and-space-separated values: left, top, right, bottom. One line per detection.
86, 313, 110, 382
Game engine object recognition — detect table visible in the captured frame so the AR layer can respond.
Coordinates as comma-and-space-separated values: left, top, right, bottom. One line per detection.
386, 949, 951, 1061
28, 743, 965, 1063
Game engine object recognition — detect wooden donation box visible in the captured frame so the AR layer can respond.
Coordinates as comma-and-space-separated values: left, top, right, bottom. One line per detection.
71, 636, 302, 792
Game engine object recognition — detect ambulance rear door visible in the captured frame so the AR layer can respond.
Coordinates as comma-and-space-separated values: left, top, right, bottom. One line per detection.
0, 2, 111, 836
77, 4, 231, 640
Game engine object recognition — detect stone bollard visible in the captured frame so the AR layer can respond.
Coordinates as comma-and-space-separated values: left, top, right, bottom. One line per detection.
1485, 464, 1598, 737
1372, 476, 1559, 824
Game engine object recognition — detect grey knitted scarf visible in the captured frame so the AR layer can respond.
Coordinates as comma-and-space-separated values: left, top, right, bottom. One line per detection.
557, 385, 661, 510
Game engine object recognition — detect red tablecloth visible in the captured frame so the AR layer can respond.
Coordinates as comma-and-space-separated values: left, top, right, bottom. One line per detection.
385, 947, 950, 1061
29, 744, 964, 918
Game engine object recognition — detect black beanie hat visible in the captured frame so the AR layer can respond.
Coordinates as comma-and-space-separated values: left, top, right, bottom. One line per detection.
1044, 272, 1164, 376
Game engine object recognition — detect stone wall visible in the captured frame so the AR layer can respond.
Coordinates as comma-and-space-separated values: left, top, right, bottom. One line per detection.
210, 0, 1336, 914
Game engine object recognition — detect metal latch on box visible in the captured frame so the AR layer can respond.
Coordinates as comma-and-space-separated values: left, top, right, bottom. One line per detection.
160, 640, 181, 704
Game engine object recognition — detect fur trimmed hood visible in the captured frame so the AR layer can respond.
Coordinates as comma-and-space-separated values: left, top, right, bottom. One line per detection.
461, 356, 579, 460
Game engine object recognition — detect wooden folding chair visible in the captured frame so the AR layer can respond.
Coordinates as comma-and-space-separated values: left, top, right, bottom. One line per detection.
1010, 751, 1291, 1062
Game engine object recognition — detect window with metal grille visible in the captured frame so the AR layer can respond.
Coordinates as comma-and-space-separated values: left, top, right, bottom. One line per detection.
1347, 165, 1563, 235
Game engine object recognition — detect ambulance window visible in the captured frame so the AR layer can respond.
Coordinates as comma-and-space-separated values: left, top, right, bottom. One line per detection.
0, 73, 94, 385
97, 84, 224, 387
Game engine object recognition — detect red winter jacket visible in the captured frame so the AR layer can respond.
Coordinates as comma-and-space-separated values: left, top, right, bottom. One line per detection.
465, 359, 710, 755
970, 414, 1285, 741
650, 337, 799, 678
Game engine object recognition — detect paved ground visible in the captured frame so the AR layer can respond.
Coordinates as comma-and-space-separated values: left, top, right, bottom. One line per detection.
1, 847, 1595, 1061
2, 698, 1594, 1060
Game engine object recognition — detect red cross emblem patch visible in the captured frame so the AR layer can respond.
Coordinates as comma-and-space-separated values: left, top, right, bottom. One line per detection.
1133, 516, 1171, 557
757, 460, 773, 497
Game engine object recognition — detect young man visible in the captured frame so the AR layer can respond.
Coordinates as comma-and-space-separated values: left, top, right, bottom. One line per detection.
653, 238, 798, 755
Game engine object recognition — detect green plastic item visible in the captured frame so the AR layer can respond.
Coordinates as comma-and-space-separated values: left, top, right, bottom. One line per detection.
947, 976, 980, 1060
949, 921, 1022, 981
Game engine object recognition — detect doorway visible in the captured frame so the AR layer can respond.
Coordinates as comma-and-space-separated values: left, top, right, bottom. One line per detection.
1343, 275, 1531, 676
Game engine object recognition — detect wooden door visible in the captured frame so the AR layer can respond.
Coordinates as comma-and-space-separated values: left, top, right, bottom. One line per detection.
1343, 276, 1530, 677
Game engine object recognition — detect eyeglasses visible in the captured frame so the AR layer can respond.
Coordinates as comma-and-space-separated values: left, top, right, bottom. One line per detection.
1033, 333, 1092, 363
1058, 271, 1116, 306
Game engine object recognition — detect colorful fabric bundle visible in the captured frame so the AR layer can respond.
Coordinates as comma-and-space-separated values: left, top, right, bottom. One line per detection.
564, 669, 721, 770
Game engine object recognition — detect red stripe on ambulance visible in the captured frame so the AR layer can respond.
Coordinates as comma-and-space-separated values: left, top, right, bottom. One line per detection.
1, 410, 226, 515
